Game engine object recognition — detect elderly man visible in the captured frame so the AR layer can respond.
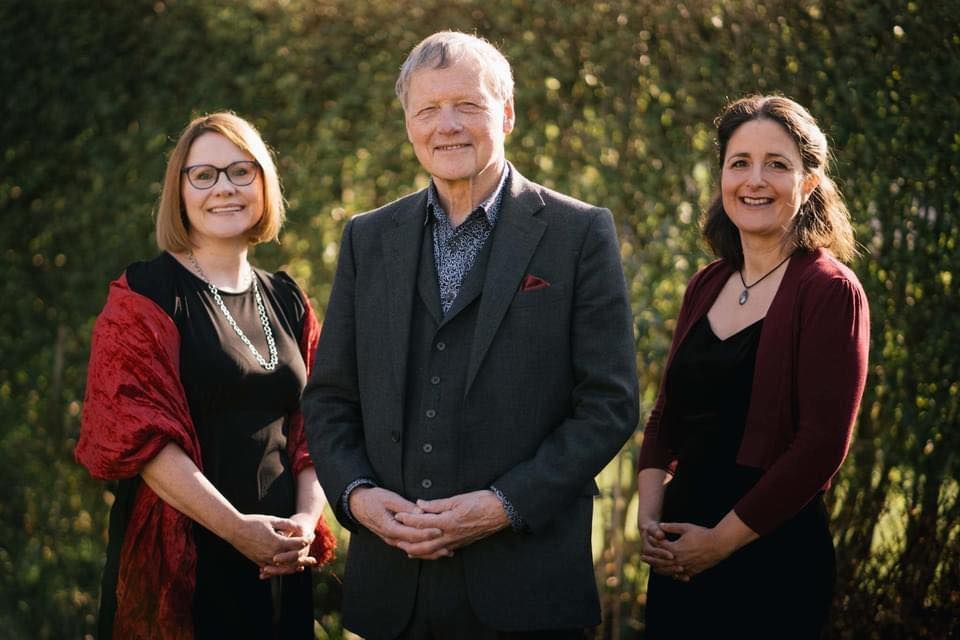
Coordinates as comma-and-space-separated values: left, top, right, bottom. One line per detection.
304, 31, 638, 639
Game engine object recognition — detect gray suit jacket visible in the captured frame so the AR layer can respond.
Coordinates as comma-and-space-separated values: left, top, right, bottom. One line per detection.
303, 168, 638, 638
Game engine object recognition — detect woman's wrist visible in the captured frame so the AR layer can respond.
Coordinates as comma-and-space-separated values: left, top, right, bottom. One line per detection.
638, 513, 662, 530
712, 510, 759, 557
219, 510, 252, 548
639, 519, 659, 532
294, 468, 325, 526
289, 511, 318, 538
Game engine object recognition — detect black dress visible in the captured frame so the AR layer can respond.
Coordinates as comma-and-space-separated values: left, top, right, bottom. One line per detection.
105, 252, 315, 639
644, 316, 835, 639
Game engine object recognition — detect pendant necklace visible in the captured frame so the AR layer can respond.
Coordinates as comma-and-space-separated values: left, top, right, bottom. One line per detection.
187, 251, 279, 370
737, 254, 792, 306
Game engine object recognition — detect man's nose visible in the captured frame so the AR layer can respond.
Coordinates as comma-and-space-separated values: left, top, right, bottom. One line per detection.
437, 106, 463, 133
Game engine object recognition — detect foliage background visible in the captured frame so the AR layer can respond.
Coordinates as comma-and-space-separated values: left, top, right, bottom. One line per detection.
1, 0, 957, 638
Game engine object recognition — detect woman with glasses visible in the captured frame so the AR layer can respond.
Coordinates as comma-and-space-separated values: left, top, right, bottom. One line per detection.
636, 96, 870, 638
76, 112, 334, 639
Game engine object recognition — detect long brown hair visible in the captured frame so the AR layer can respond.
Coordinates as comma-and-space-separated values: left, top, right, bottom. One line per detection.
702, 95, 856, 267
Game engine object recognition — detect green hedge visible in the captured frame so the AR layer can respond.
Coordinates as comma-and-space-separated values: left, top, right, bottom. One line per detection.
1, 1, 957, 637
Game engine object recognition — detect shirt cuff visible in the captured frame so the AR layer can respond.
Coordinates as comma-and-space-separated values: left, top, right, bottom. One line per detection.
341, 478, 377, 524
490, 485, 527, 533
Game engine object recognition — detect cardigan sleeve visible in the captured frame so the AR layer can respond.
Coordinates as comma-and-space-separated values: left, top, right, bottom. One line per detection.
734, 273, 870, 535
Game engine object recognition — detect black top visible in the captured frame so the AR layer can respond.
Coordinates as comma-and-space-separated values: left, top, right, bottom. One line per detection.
117, 252, 314, 638
660, 314, 764, 526
127, 252, 307, 514
645, 314, 836, 638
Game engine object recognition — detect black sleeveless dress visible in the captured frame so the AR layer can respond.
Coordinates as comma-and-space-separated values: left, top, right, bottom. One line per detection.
644, 316, 835, 639
102, 252, 314, 639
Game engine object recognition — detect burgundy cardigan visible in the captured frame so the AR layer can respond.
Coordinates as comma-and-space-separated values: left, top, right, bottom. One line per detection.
637, 249, 870, 535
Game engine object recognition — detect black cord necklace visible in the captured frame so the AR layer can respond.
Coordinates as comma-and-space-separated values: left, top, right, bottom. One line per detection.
738, 254, 792, 305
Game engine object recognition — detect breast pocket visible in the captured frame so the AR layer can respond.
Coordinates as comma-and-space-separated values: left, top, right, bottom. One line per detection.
510, 283, 567, 309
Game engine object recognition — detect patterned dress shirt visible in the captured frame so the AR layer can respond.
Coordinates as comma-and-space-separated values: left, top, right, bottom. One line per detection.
426, 165, 509, 315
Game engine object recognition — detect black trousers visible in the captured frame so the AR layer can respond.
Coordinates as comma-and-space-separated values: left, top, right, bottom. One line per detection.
396, 555, 591, 640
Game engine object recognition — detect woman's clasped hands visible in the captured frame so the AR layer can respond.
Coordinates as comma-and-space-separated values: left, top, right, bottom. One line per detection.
224, 512, 317, 579
640, 519, 736, 582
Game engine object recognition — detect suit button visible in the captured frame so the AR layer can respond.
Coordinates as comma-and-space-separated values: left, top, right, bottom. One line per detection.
425, 409, 436, 418
390, 431, 400, 443
430, 375, 440, 385
436, 342, 446, 351
422, 443, 433, 453
421, 479, 432, 489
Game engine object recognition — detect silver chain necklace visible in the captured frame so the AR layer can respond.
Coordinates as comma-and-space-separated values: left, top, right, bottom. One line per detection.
187, 251, 278, 371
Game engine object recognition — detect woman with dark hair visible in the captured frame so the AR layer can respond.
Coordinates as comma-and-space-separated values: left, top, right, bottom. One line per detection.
636, 95, 870, 638
76, 112, 334, 639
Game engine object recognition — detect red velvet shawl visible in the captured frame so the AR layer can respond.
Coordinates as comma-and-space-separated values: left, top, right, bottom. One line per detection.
76, 274, 335, 639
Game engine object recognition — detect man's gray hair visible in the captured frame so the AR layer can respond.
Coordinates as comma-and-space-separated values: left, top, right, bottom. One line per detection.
395, 31, 514, 109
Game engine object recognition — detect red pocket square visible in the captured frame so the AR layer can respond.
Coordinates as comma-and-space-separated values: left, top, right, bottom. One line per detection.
519, 274, 551, 292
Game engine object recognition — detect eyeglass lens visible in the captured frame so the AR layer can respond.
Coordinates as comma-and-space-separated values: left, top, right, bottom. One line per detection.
185, 161, 258, 189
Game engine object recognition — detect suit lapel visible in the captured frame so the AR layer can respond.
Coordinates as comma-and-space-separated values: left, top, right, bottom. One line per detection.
416, 224, 443, 325
382, 191, 428, 400
465, 172, 547, 393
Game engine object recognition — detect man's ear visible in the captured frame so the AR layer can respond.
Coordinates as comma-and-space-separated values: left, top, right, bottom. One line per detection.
503, 98, 516, 135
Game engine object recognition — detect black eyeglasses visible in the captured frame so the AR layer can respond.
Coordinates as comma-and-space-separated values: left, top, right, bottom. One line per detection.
182, 161, 260, 189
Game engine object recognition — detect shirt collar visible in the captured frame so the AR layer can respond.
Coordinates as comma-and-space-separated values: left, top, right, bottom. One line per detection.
425, 163, 511, 227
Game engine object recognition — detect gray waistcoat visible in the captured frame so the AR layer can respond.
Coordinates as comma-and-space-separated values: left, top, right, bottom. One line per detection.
401, 223, 494, 499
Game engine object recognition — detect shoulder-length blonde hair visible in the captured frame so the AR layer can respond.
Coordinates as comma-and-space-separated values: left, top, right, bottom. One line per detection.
155, 112, 285, 252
